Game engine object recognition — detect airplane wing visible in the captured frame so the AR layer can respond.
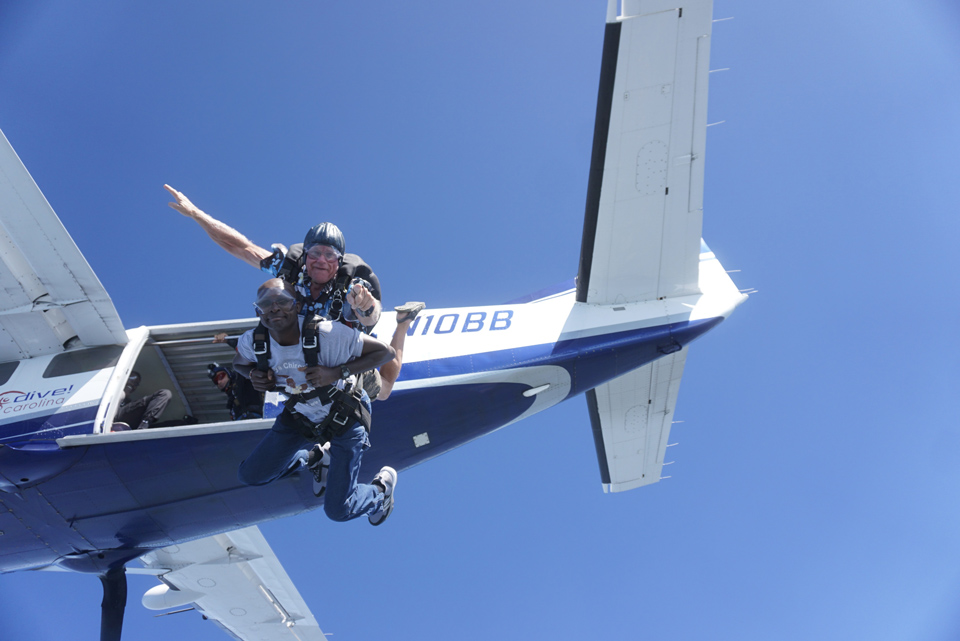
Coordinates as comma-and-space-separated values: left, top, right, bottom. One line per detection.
0, 128, 127, 361
139, 525, 327, 640
577, 0, 713, 304
588, 349, 686, 492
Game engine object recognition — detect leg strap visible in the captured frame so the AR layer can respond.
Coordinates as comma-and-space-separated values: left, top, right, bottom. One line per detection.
281, 387, 371, 444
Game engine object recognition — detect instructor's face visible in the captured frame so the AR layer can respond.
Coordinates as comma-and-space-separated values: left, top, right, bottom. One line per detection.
304, 245, 339, 286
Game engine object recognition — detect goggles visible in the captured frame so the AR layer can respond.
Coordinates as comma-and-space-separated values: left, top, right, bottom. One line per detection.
304, 245, 342, 262
253, 291, 297, 314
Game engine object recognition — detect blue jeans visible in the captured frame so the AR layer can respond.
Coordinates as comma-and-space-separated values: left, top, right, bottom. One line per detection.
237, 405, 383, 522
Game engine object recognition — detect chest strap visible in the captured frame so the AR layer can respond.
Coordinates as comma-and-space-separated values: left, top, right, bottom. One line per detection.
299, 271, 355, 324
252, 322, 271, 372
253, 315, 322, 373
301, 314, 321, 366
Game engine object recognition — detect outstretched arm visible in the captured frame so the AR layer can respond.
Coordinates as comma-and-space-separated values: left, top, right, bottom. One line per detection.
165, 184, 272, 268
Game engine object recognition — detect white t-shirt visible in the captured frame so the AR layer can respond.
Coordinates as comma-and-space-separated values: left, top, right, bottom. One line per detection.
237, 319, 364, 423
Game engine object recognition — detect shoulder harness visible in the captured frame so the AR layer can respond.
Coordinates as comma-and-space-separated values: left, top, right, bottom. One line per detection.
253, 315, 371, 442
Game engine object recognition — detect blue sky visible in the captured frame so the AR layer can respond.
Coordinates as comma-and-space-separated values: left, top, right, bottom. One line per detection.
1, 1, 959, 640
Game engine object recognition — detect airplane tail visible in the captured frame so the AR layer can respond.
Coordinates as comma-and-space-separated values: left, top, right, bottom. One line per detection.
576, 0, 744, 491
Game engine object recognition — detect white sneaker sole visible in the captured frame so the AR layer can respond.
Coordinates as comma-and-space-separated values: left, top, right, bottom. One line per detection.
310, 446, 331, 497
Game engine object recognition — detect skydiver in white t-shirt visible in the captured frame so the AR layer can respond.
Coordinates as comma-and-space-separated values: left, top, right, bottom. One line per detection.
233, 279, 398, 525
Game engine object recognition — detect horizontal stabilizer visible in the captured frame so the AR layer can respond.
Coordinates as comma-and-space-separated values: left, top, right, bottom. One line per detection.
588, 349, 686, 492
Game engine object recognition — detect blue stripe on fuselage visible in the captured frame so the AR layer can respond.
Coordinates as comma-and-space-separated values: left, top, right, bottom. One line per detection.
398, 317, 722, 393
0, 406, 98, 443
364, 381, 535, 472
368, 318, 722, 474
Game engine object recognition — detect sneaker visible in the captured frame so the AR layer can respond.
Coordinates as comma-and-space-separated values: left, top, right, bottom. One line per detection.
368, 466, 397, 526
110, 422, 131, 432
308, 442, 331, 497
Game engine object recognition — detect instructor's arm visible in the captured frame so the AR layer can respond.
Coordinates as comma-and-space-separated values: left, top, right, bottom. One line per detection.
299, 335, 395, 388
165, 184, 272, 268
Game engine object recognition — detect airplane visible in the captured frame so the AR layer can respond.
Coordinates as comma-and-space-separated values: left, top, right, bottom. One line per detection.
0, 1, 745, 639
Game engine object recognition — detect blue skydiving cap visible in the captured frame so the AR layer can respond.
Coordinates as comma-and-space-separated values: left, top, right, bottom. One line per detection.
303, 222, 345, 256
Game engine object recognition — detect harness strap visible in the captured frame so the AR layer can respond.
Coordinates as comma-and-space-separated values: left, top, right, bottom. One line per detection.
279, 244, 303, 282
301, 314, 321, 367
299, 266, 353, 319
281, 407, 320, 440
252, 322, 271, 372
281, 383, 337, 407
315, 384, 371, 440
282, 381, 371, 443
326, 272, 352, 322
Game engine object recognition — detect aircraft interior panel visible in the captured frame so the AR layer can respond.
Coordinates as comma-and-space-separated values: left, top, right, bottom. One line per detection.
124, 346, 192, 424
143, 321, 259, 425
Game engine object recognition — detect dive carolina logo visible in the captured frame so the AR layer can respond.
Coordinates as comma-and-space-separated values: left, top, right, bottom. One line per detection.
0, 385, 75, 414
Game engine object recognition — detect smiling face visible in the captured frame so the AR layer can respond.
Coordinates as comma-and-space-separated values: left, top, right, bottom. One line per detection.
303, 244, 341, 287
254, 280, 300, 334
123, 372, 141, 395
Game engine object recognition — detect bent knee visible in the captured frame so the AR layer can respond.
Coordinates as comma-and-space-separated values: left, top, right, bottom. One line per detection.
237, 463, 270, 487
323, 501, 351, 522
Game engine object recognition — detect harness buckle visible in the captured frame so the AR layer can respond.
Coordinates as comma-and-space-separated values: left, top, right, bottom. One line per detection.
328, 298, 343, 321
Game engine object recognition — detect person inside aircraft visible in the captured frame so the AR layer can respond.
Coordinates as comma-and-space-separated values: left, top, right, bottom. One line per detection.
165, 185, 420, 401
112, 371, 172, 431
208, 362, 263, 421
233, 278, 398, 525
212, 332, 239, 349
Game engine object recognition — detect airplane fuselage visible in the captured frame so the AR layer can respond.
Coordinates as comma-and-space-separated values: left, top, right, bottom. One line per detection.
0, 246, 743, 575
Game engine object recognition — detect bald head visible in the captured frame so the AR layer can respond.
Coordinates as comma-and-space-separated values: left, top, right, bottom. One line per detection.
257, 278, 296, 298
